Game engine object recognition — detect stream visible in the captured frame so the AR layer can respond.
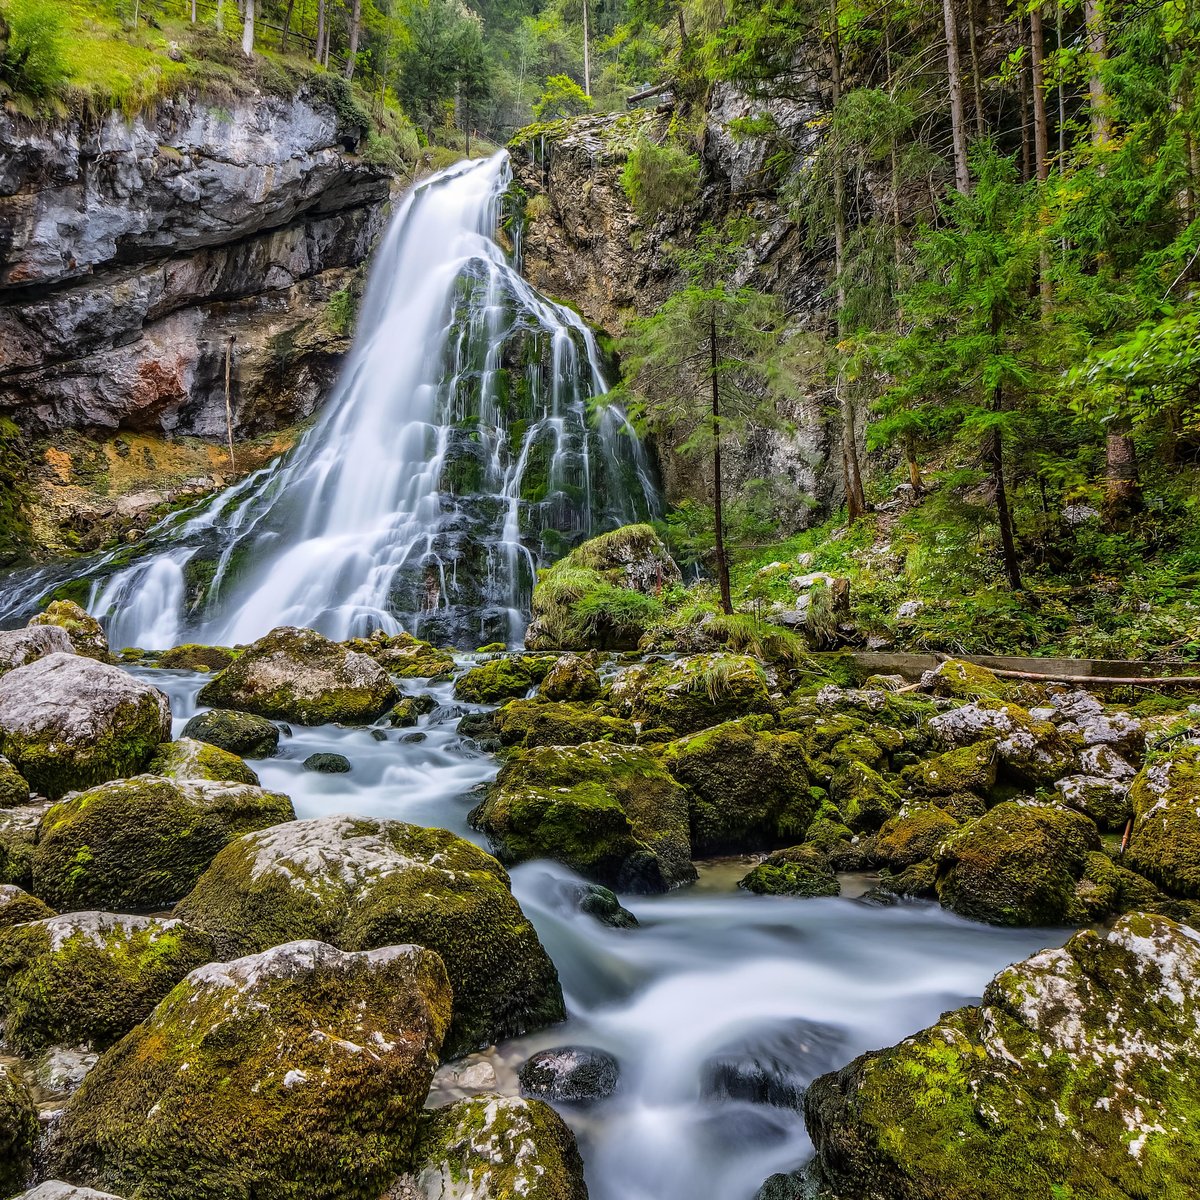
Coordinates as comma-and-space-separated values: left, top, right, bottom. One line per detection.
147, 667, 1067, 1200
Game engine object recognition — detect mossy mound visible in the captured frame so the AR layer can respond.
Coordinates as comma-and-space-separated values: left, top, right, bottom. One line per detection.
805, 914, 1200, 1200
0, 1060, 37, 1198
198, 626, 398, 724
609, 654, 774, 735
1126, 748, 1200, 898
874, 805, 959, 870
935, 801, 1099, 925
181, 708, 280, 758
455, 655, 552, 703
1055, 772, 1132, 830
28, 601, 113, 663
663, 720, 816, 854
525, 524, 681, 650
147, 738, 260, 786
539, 654, 602, 702
905, 740, 998, 798
347, 631, 456, 679
0, 755, 29, 807
154, 643, 240, 672
0, 883, 54, 928
473, 742, 695, 893
1068, 850, 1169, 924
397, 1095, 588, 1200
53, 940, 453, 1200
174, 816, 564, 1057
918, 657, 1014, 700
304, 752, 352, 773
739, 846, 840, 897
388, 694, 437, 727
0, 654, 171, 799
0, 804, 44, 888
0, 912, 213, 1055
493, 699, 635, 749
930, 699, 1078, 787
32, 775, 295, 910
829, 760, 900, 832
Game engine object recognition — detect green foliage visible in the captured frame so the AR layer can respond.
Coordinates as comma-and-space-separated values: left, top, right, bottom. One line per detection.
620, 136, 700, 220
532, 70, 591, 118
326, 288, 356, 336
0, 0, 69, 98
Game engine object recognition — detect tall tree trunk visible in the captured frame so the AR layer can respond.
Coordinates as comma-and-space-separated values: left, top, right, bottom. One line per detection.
344, 0, 361, 79
709, 315, 733, 614
984, 412, 1022, 590
281, 0, 295, 50
1018, 14, 1032, 182
1084, 0, 1109, 147
1030, 3, 1054, 314
885, 21, 904, 268
216, 0, 224, 32
1056, 1, 1066, 163
1104, 415, 1142, 524
966, 0, 985, 137
943, 0, 971, 194
241, 0, 255, 56
582, 0, 591, 95
191, 0, 197, 24
314, 0, 325, 63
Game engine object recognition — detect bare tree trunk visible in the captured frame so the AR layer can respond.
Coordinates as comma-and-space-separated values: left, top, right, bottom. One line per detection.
582, 0, 591, 95
191, 0, 197, 24
710, 314, 733, 615
942, 0, 971, 193
984, 417, 1022, 590
1104, 416, 1142, 524
344, 0, 361, 79
1085, 0, 1109, 147
241, 0, 255, 55
281, 0, 295, 50
1018, 15, 1032, 182
966, 0, 985, 137
1056, 1, 1066, 163
1030, 3, 1053, 314
315, 0, 325, 63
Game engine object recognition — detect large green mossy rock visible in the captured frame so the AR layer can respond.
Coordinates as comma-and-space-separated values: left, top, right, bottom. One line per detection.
0, 883, 53, 928
609, 654, 774, 735
539, 653, 601, 702
154, 643, 240, 672
1126, 748, 1200, 898
929, 699, 1078, 786
147, 738, 260, 786
905, 741, 998, 798
53, 940, 453, 1200
390, 1095, 588, 1200
0, 755, 29, 806
28, 601, 113, 663
473, 742, 696, 893
197, 626, 398, 725
0, 1060, 37, 1197
919, 657, 1014, 700
455, 655, 552, 704
181, 709, 280, 758
804, 914, 1200, 1200
493, 699, 635, 748
346, 631, 456, 679
828, 760, 900, 832
0, 654, 171, 799
0, 804, 44, 888
874, 805, 959, 870
663, 720, 816, 854
174, 816, 564, 1057
32, 775, 295, 911
0, 912, 213, 1055
935, 801, 1099, 926
739, 846, 839, 897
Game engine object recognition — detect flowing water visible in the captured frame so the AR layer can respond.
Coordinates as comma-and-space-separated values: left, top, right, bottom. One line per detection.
0, 153, 658, 649
147, 666, 1068, 1200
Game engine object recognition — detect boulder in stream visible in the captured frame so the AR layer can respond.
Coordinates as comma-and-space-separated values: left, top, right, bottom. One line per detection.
455, 655, 552, 703
519, 1046, 620, 1103
181, 708, 281, 758
739, 846, 840, 898
147, 737, 261, 785
28, 600, 114, 663
0, 882, 54, 928
492, 699, 635, 749
0, 1059, 37, 1197
539, 653, 602, 702
0, 624, 73, 676
1125, 747, 1200, 898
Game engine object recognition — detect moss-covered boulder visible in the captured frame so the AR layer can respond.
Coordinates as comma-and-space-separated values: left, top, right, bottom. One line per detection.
0, 912, 213, 1054
387, 694, 437, 727
473, 742, 695, 893
0, 654, 171, 799
739, 846, 840, 897
181, 708, 280, 758
804, 804, 873, 871
609, 654, 774, 736
0, 803, 44, 888
874, 805, 959, 870
518, 1046, 620, 1103
829, 760, 900, 832
663, 720, 815, 854
198, 626, 398, 725
174, 816, 564, 1056
918, 657, 1014, 700
1054, 772, 1132, 831
905, 740, 998, 798
0, 1060, 37, 1198
147, 738, 260, 786
493, 699, 635, 749
12, 1184, 126, 1200
0, 883, 53, 928
154, 643, 240, 672
1126, 748, 1200, 898
525, 524, 681, 651
32, 775, 295, 910
455, 655, 552, 703
304, 752, 352, 773
804, 913, 1200, 1200
53, 940, 453, 1200
930, 699, 1078, 786
28, 601, 113, 663
0, 755, 29, 807
935, 801, 1099, 925
347, 631, 456, 679
1067, 850, 1170, 924
540, 654, 602, 702
0, 624, 73, 676
392, 1095, 588, 1200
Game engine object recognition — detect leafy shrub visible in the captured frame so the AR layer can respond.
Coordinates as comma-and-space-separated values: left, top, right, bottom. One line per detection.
532, 73, 592, 120
0, 0, 69, 99
620, 137, 700, 221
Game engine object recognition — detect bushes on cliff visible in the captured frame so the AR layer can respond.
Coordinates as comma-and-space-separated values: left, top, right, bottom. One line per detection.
621, 136, 700, 221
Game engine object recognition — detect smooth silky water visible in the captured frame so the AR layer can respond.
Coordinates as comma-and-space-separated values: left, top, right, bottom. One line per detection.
147, 668, 1066, 1200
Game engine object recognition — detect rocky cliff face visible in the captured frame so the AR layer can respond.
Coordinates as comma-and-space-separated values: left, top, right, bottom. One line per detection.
0, 86, 391, 440
510, 85, 842, 526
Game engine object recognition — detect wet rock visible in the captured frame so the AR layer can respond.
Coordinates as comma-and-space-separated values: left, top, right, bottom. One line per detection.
804, 807, 873, 872
0, 803, 46, 888
457, 710, 500, 750
935, 801, 1099, 925
1125, 747, 1200, 898
303, 752, 352, 773
0, 625, 73, 676
12, 1183, 125, 1200
154, 643, 240, 672
905, 740, 997, 798
181, 708, 280, 758
874, 805, 959, 870
701, 1019, 846, 1109
1054, 773, 1131, 830
387, 694, 437, 727
198, 626, 398, 725
918, 658, 1013, 700
53, 940, 451, 1200
0, 912, 213, 1054
828, 759, 900, 832
519, 1046, 620, 1103
929, 699, 1078, 786
739, 846, 840, 897
574, 882, 638, 928
174, 815, 565, 1056
147, 737, 260, 786
664, 720, 816, 854
0, 754, 30, 806
0, 883, 53, 928
493, 698, 635, 749
0, 653, 171, 798
32, 775, 294, 910
0, 1059, 37, 1197
34, 1047, 100, 1098
27, 601, 113, 663
1048, 688, 1143, 753
348, 631, 456, 679
390, 1094, 588, 1200
474, 742, 696, 893
804, 914, 1200, 1200
455, 655, 552, 704
540, 654, 602, 703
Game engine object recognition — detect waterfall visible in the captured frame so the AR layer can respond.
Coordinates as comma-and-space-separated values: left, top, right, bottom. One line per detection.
1, 153, 659, 650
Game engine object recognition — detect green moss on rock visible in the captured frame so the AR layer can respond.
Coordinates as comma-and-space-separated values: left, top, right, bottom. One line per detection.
493, 699, 635, 749
829, 760, 900, 833
0, 755, 29, 808
181, 708, 280, 758
32, 775, 295, 910
539, 654, 602, 702
920, 658, 1015, 700
347, 631, 456, 679
0, 1060, 37, 1197
455, 655, 552, 703
875, 805, 959, 870
0, 883, 54, 928
147, 738, 260, 785
29, 601, 113, 663
0, 804, 44, 888
739, 846, 839, 897
1125, 748, 1200, 899
0, 912, 214, 1055
929, 699, 1078, 787
906, 740, 998, 798
154, 643, 240, 672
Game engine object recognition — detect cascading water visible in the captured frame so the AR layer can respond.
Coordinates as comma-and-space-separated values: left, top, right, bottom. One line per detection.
0, 153, 657, 649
